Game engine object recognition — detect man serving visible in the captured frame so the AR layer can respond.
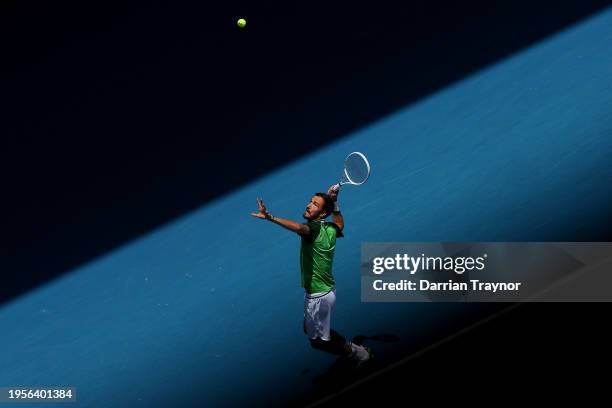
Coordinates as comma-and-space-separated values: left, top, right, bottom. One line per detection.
250, 184, 372, 366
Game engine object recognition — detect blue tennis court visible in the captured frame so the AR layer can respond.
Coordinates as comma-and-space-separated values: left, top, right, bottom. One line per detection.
2, 6, 612, 407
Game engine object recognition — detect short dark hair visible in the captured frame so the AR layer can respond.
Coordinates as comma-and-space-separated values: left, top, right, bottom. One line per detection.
314, 192, 334, 218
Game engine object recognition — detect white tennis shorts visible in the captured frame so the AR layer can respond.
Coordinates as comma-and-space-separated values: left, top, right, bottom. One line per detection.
303, 288, 336, 340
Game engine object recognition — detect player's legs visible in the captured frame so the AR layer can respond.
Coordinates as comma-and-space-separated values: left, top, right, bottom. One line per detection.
308, 329, 352, 356
303, 289, 371, 361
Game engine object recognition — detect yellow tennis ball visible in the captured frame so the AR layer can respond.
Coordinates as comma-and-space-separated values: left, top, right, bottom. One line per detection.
237, 18, 246, 28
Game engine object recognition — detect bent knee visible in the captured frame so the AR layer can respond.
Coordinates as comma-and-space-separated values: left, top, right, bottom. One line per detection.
309, 337, 328, 350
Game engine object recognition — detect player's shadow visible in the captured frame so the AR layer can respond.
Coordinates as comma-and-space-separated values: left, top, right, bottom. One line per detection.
351, 333, 400, 345
311, 333, 400, 389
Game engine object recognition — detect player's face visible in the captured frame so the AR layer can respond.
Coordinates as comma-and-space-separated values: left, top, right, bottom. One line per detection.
303, 195, 326, 220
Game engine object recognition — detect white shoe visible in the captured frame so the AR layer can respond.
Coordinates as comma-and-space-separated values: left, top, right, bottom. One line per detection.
350, 344, 373, 367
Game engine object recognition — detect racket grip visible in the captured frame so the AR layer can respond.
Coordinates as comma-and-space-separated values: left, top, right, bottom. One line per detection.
332, 183, 341, 192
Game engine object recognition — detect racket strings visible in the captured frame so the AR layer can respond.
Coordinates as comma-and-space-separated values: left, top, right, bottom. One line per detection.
343, 152, 370, 185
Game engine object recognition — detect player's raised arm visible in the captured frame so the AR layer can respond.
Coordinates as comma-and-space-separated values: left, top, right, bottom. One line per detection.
250, 198, 310, 235
327, 184, 344, 231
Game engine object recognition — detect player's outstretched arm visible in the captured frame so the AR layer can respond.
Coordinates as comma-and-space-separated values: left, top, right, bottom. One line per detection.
250, 198, 310, 234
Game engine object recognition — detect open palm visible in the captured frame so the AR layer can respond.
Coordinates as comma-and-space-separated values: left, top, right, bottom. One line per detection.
250, 197, 270, 219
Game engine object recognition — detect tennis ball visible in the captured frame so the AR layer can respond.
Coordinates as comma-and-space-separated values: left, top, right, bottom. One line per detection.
237, 18, 246, 28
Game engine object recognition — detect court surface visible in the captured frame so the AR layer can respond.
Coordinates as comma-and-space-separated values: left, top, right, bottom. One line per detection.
1, 7, 612, 407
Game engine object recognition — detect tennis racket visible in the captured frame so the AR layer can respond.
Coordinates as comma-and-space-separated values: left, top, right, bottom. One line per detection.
332, 151, 371, 191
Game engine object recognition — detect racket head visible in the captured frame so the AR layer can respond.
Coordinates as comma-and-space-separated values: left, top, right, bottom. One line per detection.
341, 151, 371, 185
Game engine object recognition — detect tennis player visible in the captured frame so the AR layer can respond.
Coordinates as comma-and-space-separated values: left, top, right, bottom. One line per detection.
250, 184, 372, 366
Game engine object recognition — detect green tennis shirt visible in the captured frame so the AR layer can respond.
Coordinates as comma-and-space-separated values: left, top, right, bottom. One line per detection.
299, 220, 344, 293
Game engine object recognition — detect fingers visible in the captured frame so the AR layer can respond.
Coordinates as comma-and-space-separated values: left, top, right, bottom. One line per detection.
327, 185, 340, 202
255, 197, 268, 217
327, 184, 340, 194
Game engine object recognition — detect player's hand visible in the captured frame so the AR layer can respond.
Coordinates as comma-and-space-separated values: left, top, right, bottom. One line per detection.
250, 197, 271, 219
327, 184, 340, 202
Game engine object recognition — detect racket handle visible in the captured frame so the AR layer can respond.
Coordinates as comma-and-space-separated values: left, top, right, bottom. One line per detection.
332, 183, 341, 192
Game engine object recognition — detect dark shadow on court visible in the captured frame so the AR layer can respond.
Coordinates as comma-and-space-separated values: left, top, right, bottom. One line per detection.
309, 334, 400, 393
304, 303, 612, 407
2, 0, 611, 305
